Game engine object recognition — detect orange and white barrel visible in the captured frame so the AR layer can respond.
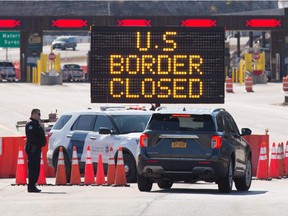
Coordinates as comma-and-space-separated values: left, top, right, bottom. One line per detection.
225, 77, 233, 93
282, 76, 288, 91
245, 76, 253, 92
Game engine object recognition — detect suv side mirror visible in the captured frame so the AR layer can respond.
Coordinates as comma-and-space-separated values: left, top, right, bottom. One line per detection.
99, 127, 112, 135
241, 128, 252, 136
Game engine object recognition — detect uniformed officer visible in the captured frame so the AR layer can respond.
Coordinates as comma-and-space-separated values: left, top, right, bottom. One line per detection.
25, 108, 47, 193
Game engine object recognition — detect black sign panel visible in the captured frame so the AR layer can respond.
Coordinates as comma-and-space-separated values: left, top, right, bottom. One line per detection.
91, 26, 225, 104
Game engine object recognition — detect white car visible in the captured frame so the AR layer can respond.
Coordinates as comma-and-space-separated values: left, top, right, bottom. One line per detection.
61, 64, 84, 82
47, 107, 152, 183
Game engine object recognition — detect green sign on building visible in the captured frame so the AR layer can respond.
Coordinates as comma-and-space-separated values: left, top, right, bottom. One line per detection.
0, 32, 20, 48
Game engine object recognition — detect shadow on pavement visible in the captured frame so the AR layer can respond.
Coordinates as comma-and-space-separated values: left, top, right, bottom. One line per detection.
151, 188, 267, 196
40, 192, 67, 195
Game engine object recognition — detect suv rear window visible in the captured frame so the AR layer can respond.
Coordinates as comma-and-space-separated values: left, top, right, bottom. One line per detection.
71, 115, 96, 131
52, 115, 72, 130
147, 114, 215, 132
0, 62, 14, 67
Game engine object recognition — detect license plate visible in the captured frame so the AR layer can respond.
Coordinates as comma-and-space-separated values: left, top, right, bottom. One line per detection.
171, 141, 187, 148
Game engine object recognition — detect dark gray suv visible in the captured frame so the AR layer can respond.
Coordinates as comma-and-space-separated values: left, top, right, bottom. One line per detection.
137, 108, 252, 193
52, 36, 77, 50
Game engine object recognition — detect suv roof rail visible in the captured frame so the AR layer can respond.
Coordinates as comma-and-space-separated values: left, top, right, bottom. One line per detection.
212, 108, 226, 112
126, 105, 146, 110
154, 107, 226, 113
100, 105, 147, 111
100, 106, 126, 111
155, 106, 167, 111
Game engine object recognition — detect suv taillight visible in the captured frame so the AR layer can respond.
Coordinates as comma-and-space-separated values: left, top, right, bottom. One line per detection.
211, 135, 222, 149
140, 134, 148, 148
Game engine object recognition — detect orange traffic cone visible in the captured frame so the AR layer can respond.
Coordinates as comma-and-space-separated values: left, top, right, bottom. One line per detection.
285, 141, 288, 176
96, 154, 105, 185
37, 151, 47, 185
55, 147, 67, 185
84, 146, 95, 185
15, 145, 27, 185
70, 146, 81, 185
256, 142, 269, 179
114, 146, 128, 186
269, 142, 279, 178
106, 146, 116, 185
277, 142, 286, 178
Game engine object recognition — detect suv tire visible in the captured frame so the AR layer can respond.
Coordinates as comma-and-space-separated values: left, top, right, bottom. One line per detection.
234, 156, 252, 191
218, 159, 233, 193
137, 173, 152, 192
157, 179, 173, 189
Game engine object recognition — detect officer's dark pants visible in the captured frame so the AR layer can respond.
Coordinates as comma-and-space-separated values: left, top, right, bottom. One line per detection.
26, 147, 41, 189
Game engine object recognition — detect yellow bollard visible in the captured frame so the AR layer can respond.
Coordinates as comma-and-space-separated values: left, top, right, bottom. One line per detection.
239, 59, 244, 84
32, 68, 36, 84
41, 53, 47, 73
32, 69, 34, 83
34, 67, 37, 84
35, 67, 38, 84
26, 66, 31, 82
37, 60, 41, 84
244, 53, 252, 72
54, 54, 61, 72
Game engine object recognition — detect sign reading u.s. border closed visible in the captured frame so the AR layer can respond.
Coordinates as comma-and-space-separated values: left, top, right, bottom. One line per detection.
90, 26, 225, 104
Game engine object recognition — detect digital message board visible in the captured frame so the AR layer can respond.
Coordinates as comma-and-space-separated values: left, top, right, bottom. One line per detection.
90, 26, 225, 104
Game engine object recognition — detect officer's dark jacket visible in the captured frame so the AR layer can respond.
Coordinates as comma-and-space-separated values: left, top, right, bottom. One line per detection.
25, 118, 46, 148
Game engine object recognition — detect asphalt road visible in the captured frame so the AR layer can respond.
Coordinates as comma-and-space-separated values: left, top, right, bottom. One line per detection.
1, 177, 288, 216
0, 82, 287, 145
1, 75, 288, 216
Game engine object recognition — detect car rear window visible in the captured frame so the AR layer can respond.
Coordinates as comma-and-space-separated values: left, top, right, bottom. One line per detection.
0, 62, 14, 67
55, 38, 67, 42
64, 64, 81, 69
52, 115, 72, 130
148, 114, 215, 132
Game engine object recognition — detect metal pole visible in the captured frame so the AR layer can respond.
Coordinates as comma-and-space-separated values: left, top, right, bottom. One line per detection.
249, 32, 253, 48
236, 32, 240, 58
262, 32, 266, 48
